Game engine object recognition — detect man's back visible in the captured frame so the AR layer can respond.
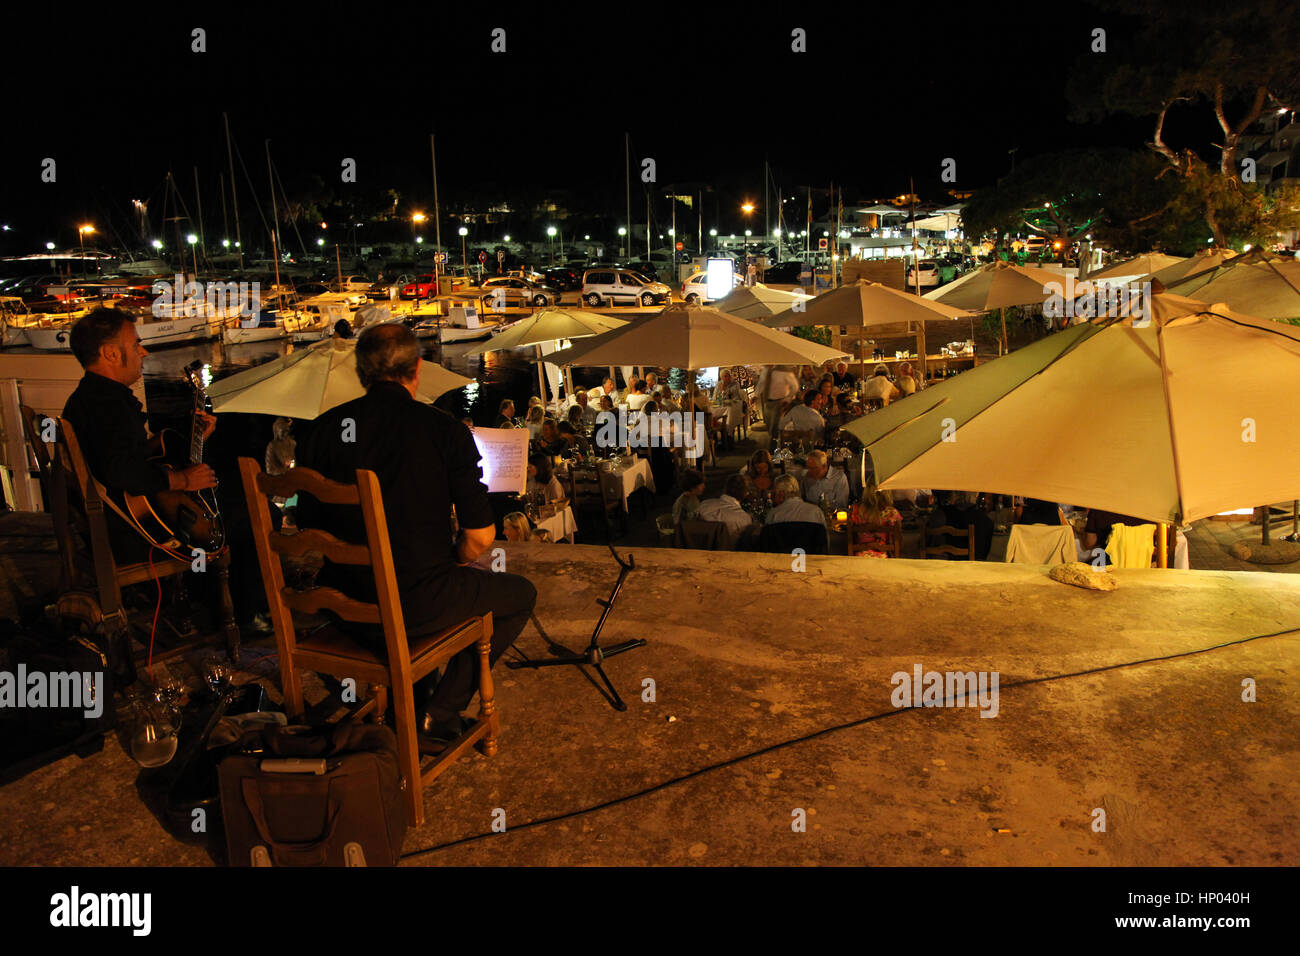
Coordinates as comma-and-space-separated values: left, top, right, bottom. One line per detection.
296, 382, 494, 601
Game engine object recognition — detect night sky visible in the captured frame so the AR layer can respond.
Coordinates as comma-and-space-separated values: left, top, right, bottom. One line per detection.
1, 2, 1203, 252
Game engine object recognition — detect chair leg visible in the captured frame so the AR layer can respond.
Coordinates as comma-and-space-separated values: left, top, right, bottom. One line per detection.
475, 614, 499, 757
280, 656, 306, 720
389, 676, 425, 828
212, 553, 241, 664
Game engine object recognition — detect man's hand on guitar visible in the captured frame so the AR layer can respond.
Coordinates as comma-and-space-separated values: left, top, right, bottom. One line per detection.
170, 463, 217, 492
195, 410, 217, 441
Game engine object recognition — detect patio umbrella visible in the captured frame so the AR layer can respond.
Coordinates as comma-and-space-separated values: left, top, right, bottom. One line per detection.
712, 284, 813, 321
463, 307, 628, 405
206, 335, 473, 419
1162, 252, 1300, 320
763, 279, 972, 383
924, 261, 1069, 352
1146, 249, 1237, 287
548, 304, 850, 456
844, 295, 1300, 541
548, 303, 850, 370
1089, 253, 1185, 282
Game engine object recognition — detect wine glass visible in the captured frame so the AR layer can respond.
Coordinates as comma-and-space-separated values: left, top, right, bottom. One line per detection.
202, 656, 233, 700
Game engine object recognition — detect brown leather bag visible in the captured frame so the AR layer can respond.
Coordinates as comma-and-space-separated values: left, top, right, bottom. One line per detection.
218, 721, 406, 867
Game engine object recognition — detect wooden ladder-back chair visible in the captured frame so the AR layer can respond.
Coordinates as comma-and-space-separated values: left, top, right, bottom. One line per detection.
846, 520, 901, 558
237, 457, 499, 828
49, 414, 240, 676
922, 524, 975, 560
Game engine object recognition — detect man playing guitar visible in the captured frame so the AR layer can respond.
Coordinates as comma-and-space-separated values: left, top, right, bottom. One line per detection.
62, 308, 217, 563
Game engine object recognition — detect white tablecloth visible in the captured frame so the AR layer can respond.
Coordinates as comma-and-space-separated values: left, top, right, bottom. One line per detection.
533, 503, 578, 543
607, 458, 655, 512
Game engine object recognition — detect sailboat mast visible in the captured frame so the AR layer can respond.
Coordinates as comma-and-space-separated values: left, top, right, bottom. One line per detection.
430, 133, 442, 255
223, 113, 243, 270
265, 140, 282, 262
193, 166, 206, 273
624, 133, 631, 258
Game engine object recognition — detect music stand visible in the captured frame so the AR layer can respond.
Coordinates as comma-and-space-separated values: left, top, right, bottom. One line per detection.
505, 543, 645, 710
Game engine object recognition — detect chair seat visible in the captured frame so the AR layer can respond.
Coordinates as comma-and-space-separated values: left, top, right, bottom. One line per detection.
116, 556, 194, 587
295, 617, 484, 679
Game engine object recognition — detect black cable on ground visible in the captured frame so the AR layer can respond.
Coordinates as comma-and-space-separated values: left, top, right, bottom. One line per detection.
399, 624, 1299, 861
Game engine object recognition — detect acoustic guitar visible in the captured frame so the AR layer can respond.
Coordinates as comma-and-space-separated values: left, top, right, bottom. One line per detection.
118, 363, 225, 559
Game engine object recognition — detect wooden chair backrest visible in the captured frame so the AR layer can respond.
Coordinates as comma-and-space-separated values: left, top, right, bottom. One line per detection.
922, 523, 975, 560
847, 520, 901, 558
20, 405, 75, 588
237, 457, 412, 674
675, 519, 730, 551
596, 469, 624, 508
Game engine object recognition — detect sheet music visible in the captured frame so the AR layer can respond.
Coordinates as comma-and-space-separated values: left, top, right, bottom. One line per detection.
470, 426, 530, 495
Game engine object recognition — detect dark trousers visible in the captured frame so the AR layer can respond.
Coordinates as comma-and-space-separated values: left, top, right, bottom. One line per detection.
406, 566, 538, 723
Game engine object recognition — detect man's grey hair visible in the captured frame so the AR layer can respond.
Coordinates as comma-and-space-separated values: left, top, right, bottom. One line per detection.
773, 474, 801, 496
355, 323, 420, 389
805, 449, 828, 468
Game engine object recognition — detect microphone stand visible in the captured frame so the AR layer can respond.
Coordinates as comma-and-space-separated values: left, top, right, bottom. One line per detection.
506, 544, 645, 710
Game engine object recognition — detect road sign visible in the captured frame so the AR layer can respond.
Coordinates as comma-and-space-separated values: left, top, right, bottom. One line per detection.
675, 241, 684, 251
434, 252, 447, 264
478, 250, 487, 264
818, 238, 828, 250
497, 250, 505, 262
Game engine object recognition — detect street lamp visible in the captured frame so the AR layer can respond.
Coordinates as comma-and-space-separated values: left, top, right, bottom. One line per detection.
78, 224, 95, 278
618, 226, 627, 256
46, 242, 55, 251
459, 225, 469, 272
186, 232, 199, 276
547, 225, 556, 265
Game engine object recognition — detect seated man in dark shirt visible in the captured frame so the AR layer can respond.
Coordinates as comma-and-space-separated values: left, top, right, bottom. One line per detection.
296, 323, 537, 752
61, 308, 216, 563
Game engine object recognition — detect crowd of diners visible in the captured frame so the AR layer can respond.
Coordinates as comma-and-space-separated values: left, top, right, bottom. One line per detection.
479, 358, 1163, 563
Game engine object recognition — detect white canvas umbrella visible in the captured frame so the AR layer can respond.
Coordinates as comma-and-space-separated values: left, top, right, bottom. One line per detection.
762, 279, 972, 383
548, 304, 850, 455
207, 336, 473, 419
845, 295, 1300, 545
1162, 252, 1300, 320
712, 283, 813, 321
464, 307, 627, 405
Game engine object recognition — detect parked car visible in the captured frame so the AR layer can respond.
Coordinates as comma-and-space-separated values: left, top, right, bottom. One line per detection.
621, 261, 662, 283
581, 269, 671, 308
542, 266, 583, 291
332, 275, 372, 294
906, 260, 941, 288
1023, 236, 1049, 256
478, 276, 561, 311
400, 274, 438, 299
680, 269, 742, 304
295, 282, 332, 298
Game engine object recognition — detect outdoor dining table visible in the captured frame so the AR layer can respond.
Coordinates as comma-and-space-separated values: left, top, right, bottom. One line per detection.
532, 502, 578, 543
602, 457, 656, 512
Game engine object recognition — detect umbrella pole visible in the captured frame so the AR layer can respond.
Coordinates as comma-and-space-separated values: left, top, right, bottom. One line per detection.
1158, 523, 1168, 569
536, 343, 547, 407
1000, 308, 1008, 354
858, 325, 865, 383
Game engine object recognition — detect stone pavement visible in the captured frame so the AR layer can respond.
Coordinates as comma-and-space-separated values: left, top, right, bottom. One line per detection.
2, 542, 1297, 866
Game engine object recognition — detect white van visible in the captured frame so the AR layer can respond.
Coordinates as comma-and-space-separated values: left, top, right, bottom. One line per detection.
581, 269, 671, 308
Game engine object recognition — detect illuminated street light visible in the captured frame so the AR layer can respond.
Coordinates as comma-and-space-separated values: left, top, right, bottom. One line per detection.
46, 242, 55, 250
459, 225, 469, 271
